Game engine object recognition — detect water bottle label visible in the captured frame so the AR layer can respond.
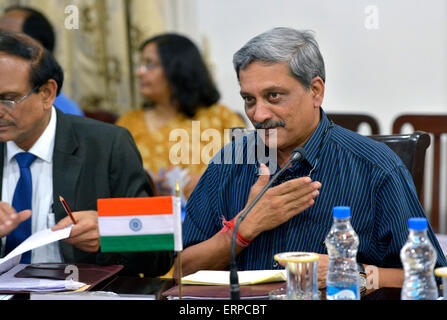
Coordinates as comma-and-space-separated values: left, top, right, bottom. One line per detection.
326, 285, 359, 300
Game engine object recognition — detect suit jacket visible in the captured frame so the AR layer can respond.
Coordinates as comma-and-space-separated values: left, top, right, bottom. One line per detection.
0, 109, 173, 277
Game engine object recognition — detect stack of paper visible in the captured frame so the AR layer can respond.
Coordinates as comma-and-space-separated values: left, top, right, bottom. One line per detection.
0, 264, 86, 292
0, 226, 86, 292
30, 292, 155, 300
181, 270, 287, 285
0, 226, 73, 274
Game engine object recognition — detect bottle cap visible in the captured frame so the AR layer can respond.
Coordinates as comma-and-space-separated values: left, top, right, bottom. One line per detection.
434, 267, 447, 278
333, 206, 350, 219
408, 217, 427, 231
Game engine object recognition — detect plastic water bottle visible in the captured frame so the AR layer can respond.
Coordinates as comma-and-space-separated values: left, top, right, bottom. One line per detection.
400, 217, 438, 300
325, 206, 360, 300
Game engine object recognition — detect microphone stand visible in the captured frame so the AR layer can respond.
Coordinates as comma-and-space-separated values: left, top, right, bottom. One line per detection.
229, 148, 306, 300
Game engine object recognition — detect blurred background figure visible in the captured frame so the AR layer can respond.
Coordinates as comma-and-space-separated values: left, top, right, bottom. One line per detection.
117, 33, 245, 199
0, 5, 84, 116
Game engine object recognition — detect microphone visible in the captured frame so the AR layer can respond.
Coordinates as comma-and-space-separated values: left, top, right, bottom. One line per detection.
229, 147, 307, 300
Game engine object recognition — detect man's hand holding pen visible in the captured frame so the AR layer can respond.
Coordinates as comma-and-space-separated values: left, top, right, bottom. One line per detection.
52, 210, 100, 253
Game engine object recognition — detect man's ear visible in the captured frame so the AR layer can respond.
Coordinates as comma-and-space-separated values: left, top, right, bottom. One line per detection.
38, 79, 58, 110
310, 76, 325, 108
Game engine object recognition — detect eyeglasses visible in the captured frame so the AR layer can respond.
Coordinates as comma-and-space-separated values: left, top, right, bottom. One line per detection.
0, 86, 39, 109
136, 61, 161, 72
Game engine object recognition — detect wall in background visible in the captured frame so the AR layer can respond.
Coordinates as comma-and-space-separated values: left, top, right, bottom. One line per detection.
186, 0, 447, 134
167, 0, 447, 231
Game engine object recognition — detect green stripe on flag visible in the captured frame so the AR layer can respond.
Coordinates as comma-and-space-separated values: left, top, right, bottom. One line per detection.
100, 234, 174, 252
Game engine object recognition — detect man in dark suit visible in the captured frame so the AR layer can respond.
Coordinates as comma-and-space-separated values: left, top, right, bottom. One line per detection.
0, 31, 173, 276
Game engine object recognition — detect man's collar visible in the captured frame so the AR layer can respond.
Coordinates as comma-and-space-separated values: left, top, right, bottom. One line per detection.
301, 107, 332, 169
53, 106, 79, 155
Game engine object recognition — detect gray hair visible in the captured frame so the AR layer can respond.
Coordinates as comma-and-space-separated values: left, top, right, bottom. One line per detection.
233, 27, 325, 90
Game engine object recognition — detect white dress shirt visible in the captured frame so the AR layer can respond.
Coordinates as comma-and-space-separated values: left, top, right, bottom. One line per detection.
1, 107, 63, 263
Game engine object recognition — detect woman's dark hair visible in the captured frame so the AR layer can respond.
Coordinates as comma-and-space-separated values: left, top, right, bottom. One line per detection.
140, 33, 220, 118
0, 31, 63, 95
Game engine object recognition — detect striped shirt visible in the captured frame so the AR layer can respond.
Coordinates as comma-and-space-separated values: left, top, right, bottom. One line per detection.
183, 108, 447, 270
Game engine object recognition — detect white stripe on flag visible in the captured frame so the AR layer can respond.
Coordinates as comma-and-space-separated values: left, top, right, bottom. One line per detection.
172, 196, 183, 251
98, 214, 174, 236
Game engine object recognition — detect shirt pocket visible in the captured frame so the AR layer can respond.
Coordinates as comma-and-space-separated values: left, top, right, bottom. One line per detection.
47, 212, 56, 228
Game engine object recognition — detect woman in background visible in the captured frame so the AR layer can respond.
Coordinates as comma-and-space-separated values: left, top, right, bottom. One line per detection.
117, 33, 245, 199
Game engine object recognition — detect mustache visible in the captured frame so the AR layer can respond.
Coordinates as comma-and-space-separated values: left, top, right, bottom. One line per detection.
254, 120, 286, 130
0, 120, 15, 126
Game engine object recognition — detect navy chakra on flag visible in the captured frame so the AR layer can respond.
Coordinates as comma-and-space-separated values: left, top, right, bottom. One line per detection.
129, 218, 142, 232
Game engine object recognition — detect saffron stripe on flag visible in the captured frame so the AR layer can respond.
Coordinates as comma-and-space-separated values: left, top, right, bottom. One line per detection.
100, 234, 174, 252
97, 197, 173, 217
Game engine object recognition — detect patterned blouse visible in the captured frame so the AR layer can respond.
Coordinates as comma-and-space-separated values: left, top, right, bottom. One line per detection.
116, 104, 246, 175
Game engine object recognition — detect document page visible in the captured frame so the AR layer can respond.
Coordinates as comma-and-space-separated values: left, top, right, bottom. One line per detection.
0, 226, 73, 275
181, 270, 287, 285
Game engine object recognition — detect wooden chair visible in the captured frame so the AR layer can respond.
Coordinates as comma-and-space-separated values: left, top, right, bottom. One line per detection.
84, 110, 119, 124
392, 115, 447, 233
369, 131, 431, 209
327, 113, 380, 134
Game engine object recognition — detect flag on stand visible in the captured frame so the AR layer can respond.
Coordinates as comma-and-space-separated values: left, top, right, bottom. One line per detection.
97, 196, 182, 252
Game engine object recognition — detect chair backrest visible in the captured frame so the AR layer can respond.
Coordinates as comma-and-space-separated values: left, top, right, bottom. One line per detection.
369, 131, 430, 208
392, 115, 447, 233
84, 110, 119, 124
327, 113, 380, 134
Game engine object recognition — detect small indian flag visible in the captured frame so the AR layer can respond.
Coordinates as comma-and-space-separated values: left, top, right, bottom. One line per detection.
97, 196, 182, 252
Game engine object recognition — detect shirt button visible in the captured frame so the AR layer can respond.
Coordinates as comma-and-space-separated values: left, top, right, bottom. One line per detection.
273, 261, 279, 268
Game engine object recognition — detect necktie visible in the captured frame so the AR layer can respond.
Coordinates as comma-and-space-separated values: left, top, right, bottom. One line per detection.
5, 152, 37, 263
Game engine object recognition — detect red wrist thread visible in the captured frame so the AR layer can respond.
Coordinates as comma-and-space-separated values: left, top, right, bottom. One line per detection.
220, 217, 252, 247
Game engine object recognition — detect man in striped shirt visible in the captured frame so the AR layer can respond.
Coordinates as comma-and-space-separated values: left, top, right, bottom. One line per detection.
179, 27, 447, 289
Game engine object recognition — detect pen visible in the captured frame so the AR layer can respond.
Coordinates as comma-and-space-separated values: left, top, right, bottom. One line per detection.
59, 196, 77, 224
